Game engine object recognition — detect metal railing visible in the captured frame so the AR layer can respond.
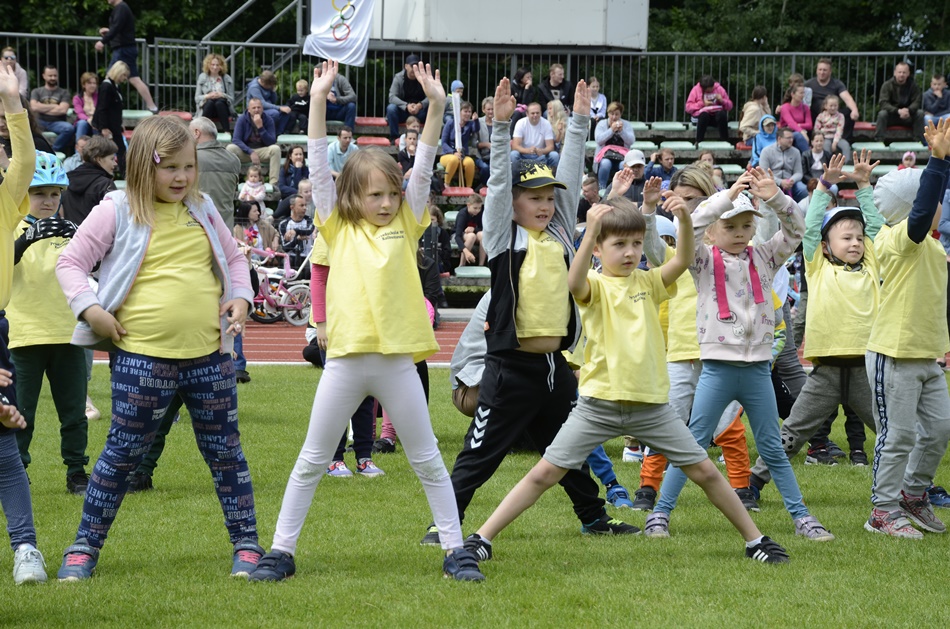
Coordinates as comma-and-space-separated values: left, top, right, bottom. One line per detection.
3, 31, 947, 126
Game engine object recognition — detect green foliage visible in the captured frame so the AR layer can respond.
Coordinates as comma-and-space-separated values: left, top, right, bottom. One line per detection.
8, 364, 950, 626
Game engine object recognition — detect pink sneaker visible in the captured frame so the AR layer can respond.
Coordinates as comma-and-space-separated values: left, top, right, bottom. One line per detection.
864, 508, 922, 540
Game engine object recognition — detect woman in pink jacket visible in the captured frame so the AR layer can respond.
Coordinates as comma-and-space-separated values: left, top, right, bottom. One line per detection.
778, 84, 812, 154
686, 75, 733, 142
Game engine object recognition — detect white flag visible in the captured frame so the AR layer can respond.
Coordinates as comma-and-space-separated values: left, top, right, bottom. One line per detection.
304, 0, 375, 67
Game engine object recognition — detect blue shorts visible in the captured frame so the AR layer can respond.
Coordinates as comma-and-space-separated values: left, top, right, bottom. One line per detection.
111, 45, 139, 78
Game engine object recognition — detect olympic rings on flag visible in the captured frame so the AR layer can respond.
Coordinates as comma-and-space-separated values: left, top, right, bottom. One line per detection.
330, 1, 356, 41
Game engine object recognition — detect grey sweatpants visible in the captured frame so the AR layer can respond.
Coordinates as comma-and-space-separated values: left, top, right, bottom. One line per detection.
751, 363, 875, 484
867, 352, 950, 511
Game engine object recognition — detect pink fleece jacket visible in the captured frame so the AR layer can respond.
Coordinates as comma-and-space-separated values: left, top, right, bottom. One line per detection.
685, 83, 734, 117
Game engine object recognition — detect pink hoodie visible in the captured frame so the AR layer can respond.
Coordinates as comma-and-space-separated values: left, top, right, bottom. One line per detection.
685, 82, 734, 117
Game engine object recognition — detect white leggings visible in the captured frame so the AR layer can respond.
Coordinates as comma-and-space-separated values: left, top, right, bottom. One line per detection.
271, 353, 462, 554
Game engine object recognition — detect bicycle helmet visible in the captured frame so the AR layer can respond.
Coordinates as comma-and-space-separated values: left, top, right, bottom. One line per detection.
30, 151, 68, 189
820, 206, 865, 240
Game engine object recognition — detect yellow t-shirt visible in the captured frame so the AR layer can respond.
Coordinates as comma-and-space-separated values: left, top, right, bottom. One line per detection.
116, 201, 221, 359
516, 229, 569, 339
318, 204, 438, 362
577, 268, 672, 403
867, 223, 950, 358
6, 220, 76, 348
311, 231, 329, 266
803, 244, 879, 361
0, 112, 33, 310
660, 245, 700, 362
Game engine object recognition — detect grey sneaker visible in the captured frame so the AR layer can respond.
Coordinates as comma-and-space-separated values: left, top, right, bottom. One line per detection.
864, 508, 923, 540
900, 491, 946, 533
794, 515, 835, 541
13, 544, 47, 585
644, 512, 670, 538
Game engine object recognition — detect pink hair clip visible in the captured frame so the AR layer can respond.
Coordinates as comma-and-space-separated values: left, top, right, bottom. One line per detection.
153, 150, 161, 164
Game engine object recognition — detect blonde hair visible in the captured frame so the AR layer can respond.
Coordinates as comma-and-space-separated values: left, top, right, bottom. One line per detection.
125, 116, 200, 226
335, 149, 404, 224
202, 53, 227, 76
80, 72, 98, 88
670, 164, 717, 197
106, 61, 130, 82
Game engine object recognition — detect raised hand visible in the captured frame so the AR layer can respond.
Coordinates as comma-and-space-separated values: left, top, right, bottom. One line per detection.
609, 167, 634, 198
641, 176, 663, 209
846, 149, 880, 186
311, 61, 338, 100
493, 77, 516, 122
748, 167, 780, 200
924, 117, 950, 160
821, 152, 847, 185
727, 170, 755, 200
414, 62, 445, 109
585, 203, 613, 240
573, 80, 590, 117
0, 63, 22, 110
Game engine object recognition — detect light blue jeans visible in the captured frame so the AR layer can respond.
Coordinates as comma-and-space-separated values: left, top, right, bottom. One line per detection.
655, 360, 809, 520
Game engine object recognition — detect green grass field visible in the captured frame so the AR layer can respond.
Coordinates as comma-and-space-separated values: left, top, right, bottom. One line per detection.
4, 364, 950, 628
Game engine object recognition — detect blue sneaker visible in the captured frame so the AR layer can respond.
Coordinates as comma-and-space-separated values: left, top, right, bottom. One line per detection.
928, 485, 950, 508
606, 484, 634, 509
442, 549, 485, 581
57, 539, 99, 582
248, 550, 296, 582
326, 461, 353, 477
231, 539, 264, 578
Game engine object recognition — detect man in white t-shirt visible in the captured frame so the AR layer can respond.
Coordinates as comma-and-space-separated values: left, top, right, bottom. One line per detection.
509, 102, 559, 171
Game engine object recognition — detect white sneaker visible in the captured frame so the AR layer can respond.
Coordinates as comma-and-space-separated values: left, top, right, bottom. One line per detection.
13, 544, 47, 585
622, 446, 644, 463
85, 396, 101, 421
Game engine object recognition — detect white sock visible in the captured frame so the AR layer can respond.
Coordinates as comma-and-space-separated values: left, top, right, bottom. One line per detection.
745, 536, 764, 549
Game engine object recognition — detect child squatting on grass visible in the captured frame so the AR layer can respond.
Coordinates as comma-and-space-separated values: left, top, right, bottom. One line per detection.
249, 60, 485, 583
55, 115, 261, 581
464, 196, 791, 565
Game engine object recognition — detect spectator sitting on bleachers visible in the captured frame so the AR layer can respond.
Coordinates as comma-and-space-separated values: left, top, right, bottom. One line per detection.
226, 97, 281, 185
234, 200, 279, 254
593, 101, 635, 189
439, 101, 477, 187
398, 128, 418, 190
286, 79, 310, 134
787, 73, 812, 108
1, 47, 28, 99
898, 151, 917, 170
801, 132, 831, 186
509, 102, 559, 171
278, 145, 309, 198
247, 70, 291, 135
589, 76, 608, 130
444, 80, 464, 124
576, 175, 601, 223
191, 115, 241, 228
195, 53, 235, 134
778, 83, 812, 154
538, 63, 574, 114
546, 99, 567, 149
510, 66, 540, 126
601, 149, 646, 205
814, 95, 851, 162
314, 63, 357, 131
386, 53, 428, 143
62, 135, 88, 173
31, 65, 75, 155
277, 195, 314, 272
91, 61, 128, 176
454, 193, 486, 267
875, 62, 924, 141
327, 125, 358, 180
238, 165, 266, 203
72, 72, 98, 139
474, 96, 492, 187
274, 178, 314, 222
397, 115, 420, 152
805, 58, 860, 142
739, 85, 770, 142
759, 126, 807, 201
697, 149, 714, 166
423, 205, 453, 275
750, 114, 777, 168
62, 135, 118, 225
923, 73, 950, 128
643, 148, 677, 184
685, 74, 733, 142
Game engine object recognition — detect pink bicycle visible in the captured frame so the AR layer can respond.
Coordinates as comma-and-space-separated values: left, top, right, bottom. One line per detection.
248, 248, 311, 326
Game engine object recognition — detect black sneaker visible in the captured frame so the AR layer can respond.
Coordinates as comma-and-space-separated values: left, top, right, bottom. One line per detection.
735, 487, 760, 512
248, 550, 296, 582
442, 549, 485, 581
631, 486, 657, 511
127, 473, 153, 493
235, 370, 251, 384
805, 447, 838, 466
581, 514, 640, 535
463, 533, 492, 562
745, 536, 790, 564
372, 438, 396, 454
826, 441, 846, 459
66, 471, 89, 495
420, 524, 440, 546
850, 449, 869, 466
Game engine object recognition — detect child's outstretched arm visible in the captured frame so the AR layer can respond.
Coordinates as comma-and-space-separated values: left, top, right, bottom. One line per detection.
639, 176, 670, 266
0, 63, 33, 216
749, 167, 805, 264
804, 153, 846, 259
552, 80, 591, 233
908, 118, 950, 244
661, 194, 694, 287
483, 78, 517, 261
846, 149, 884, 241
568, 203, 611, 303
307, 61, 339, 224
409, 63, 445, 222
